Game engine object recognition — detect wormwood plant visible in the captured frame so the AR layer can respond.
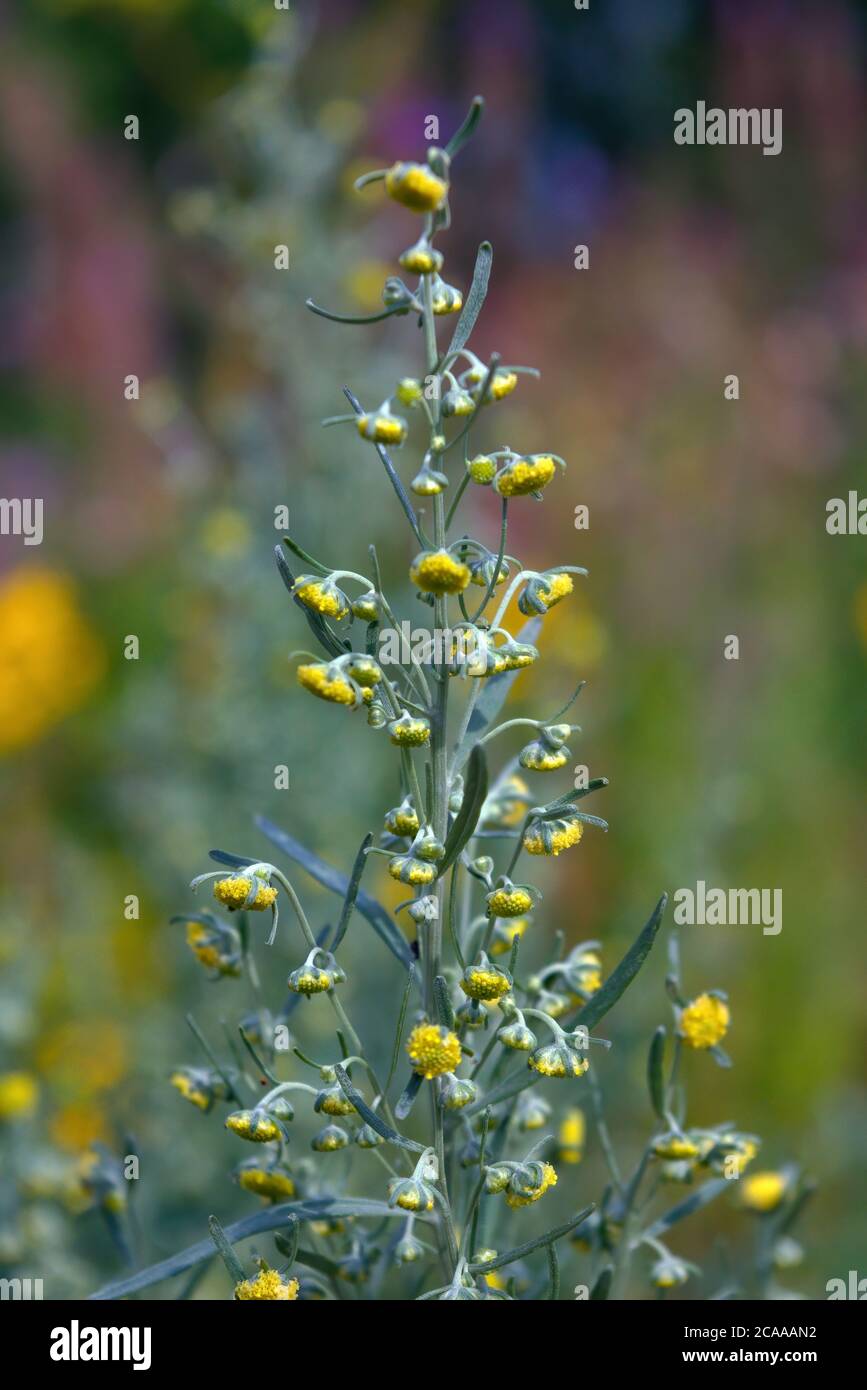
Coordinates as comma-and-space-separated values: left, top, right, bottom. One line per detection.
95, 99, 812, 1302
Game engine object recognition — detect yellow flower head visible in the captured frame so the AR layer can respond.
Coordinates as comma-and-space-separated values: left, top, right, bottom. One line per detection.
505, 1161, 558, 1208
558, 1108, 586, 1164
407, 1022, 462, 1079
226, 1110, 281, 1143
538, 572, 573, 608
294, 579, 349, 620
385, 801, 420, 837
494, 455, 558, 498
388, 855, 437, 886
213, 877, 278, 913
184, 921, 240, 976
519, 742, 569, 772
467, 454, 498, 485
653, 1132, 700, 1161
0, 568, 105, 755
389, 1177, 435, 1212
461, 960, 512, 1002
235, 1268, 299, 1301
385, 161, 448, 213
680, 994, 730, 1050
0, 1072, 39, 1121
388, 714, 431, 746
357, 412, 408, 445
399, 239, 443, 275
236, 1165, 296, 1201
297, 662, 357, 706
396, 376, 424, 405
529, 1045, 589, 1079
490, 917, 531, 956
410, 548, 471, 595
170, 1070, 210, 1111
741, 1170, 788, 1213
487, 370, 518, 400
486, 887, 533, 918
523, 817, 584, 857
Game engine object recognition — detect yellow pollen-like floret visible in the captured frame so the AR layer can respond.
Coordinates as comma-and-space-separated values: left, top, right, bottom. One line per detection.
410, 550, 471, 595
297, 663, 357, 706
385, 162, 448, 213
357, 413, 407, 445
529, 1050, 589, 1079
235, 1269, 299, 1300
406, 1023, 462, 1079
523, 819, 584, 857
213, 877, 277, 912
487, 888, 533, 918
467, 455, 497, 484
226, 1112, 280, 1142
505, 1162, 558, 1208
559, 1108, 585, 1162
170, 1072, 209, 1110
680, 994, 730, 1050
387, 810, 420, 836
237, 1168, 296, 1200
295, 581, 348, 619
490, 918, 530, 956
388, 857, 437, 885
741, 1171, 787, 1212
495, 456, 557, 497
462, 969, 511, 1002
538, 572, 573, 608
489, 371, 518, 399
522, 748, 568, 771
653, 1134, 700, 1160
389, 720, 431, 747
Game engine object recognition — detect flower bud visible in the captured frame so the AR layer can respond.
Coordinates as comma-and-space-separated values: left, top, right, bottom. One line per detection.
388, 712, 431, 746
399, 238, 443, 275
461, 952, 512, 1002
388, 1177, 435, 1212
466, 453, 497, 485
226, 1109, 282, 1143
440, 1074, 477, 1110
312, 1123, 350, 1153
385, 161, 448, 213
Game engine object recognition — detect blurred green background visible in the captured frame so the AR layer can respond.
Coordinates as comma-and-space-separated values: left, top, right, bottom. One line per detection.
1, 0, 865, 1297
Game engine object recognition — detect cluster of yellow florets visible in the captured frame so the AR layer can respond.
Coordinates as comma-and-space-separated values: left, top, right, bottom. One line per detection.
295, 580, 348, 619
235, 1269, 299, 1301
410, 549, 471, 595
0, 1072, 39, 1121
487, 887, 533, 918
494, 455, 557, 498
538, 572, 573, 608
226, 1111, 280, 1142
741, 1170, 787, 1212
462, 966, 511, 1002
406, 1023, 462, 1079
385, 161, 448, 213
679, 994, 730, 1049
523, 817, 584, 857
213, 877, 277, 912
237, 1166, 296, 1201
504, 1162, 558, 1209
297, 662, 356, 706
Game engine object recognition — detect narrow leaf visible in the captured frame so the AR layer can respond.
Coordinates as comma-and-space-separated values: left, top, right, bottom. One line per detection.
468, 1205, 594, 1273
331, 833, 373, 953
333, 1064, 424, 1153
89, 1199, 409, 1300
572, 893, 668, 1032
590, 1265, 614, 1301
445, 241, 492, 362
445, 95, 484, 158
647, 1026, 667, 1120
395, 1070, 423, 1120
439, 743, 488, 872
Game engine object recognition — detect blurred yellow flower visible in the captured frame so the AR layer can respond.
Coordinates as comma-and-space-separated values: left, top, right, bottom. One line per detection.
50, 1100, 107, 1153
0, 568, 105, 755
36, 1020, 127, 1096
199, 508, 252, 558
343, 260, 395, 312
0, 1072, 39, 1121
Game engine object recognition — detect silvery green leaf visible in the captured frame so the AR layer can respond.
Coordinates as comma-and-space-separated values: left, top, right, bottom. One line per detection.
331, 833, 373, 953
468, 1205, 594, 1273
444, 240, 492, 363
254, 816, 415, 971
572, 893, 668, 1032
333, 1064, 423, 1153
641, 1178, 729, 1241
439, 743, 488, 872
89, 1198, 404, 1300
647, 1025, 667, 1119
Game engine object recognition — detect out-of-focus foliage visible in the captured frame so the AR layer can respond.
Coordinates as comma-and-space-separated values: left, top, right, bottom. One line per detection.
0, 0, 864, 1297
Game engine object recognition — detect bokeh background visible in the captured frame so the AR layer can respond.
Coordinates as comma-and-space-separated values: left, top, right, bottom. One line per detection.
1, 0, 865, 1298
